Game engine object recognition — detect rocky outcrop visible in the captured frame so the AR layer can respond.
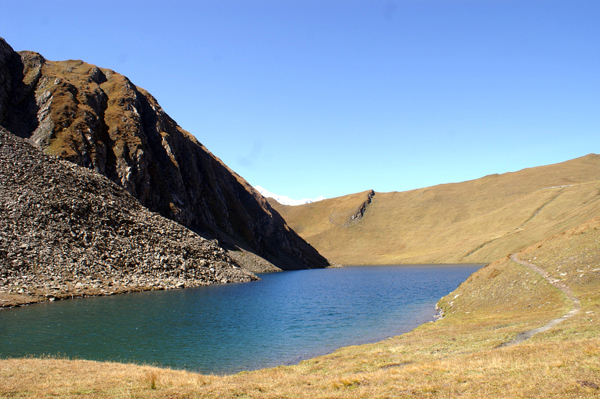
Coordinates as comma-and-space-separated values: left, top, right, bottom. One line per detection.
348, 189, 375, 226
0, 37, 328, 271
0, 127, 258, 307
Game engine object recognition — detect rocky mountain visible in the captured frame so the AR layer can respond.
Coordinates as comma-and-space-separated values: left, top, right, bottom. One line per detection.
0, 127, 257, 307
273, 155, 600, 265
0, 37, 328, 272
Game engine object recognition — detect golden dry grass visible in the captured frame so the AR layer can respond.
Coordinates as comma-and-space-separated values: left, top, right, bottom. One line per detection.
2, 216, 600, 398
273, 154, 600, 266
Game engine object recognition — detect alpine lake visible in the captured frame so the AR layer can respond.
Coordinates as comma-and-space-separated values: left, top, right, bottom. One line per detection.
0, 265, 481, 374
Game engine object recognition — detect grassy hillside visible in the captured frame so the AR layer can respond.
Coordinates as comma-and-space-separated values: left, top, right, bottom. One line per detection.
273, 154, 600, 265
1, 215, 599, 397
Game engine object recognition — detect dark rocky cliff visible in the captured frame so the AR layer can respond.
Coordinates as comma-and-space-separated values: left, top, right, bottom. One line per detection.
0, 38, 328, 271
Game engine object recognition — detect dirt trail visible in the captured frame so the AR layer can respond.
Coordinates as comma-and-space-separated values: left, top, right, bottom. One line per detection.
500, 254, 581, 347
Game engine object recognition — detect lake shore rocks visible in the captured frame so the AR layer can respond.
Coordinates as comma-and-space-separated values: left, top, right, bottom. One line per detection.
0, 128, 258, 308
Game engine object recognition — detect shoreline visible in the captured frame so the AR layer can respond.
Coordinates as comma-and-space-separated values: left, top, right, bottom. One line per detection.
0, 264, 473, 375
0, 296, 442, 376
0, 276, 256, 310
0, 246, 597, 397
0, 262, 484, 309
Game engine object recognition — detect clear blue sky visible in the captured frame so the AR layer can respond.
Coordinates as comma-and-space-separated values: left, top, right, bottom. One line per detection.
2, 0, 599, 200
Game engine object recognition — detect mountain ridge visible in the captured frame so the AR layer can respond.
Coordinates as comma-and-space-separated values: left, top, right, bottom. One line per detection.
0, 37, 328, 272
272, 153, 600, 265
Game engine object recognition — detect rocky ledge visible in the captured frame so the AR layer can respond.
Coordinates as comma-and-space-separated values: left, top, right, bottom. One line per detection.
0, 128, 258, 308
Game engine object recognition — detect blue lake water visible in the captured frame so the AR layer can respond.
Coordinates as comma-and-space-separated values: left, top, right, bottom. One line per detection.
0, 265, 480, 374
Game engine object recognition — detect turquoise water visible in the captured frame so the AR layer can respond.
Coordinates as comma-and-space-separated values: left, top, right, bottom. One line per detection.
0, 265, 480, 374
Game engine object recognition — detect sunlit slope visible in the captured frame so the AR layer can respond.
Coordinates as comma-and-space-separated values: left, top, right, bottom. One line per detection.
273, 154, 600, 265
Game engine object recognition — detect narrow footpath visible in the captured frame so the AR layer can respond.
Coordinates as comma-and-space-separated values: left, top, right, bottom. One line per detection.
500, 254, 581, 347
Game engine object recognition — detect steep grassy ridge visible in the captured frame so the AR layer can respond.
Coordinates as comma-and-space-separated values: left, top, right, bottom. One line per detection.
2, 213, 599, 397
273, 154, 600, 265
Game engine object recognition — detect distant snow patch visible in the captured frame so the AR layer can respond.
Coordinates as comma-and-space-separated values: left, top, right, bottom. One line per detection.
254, 186, 325, 206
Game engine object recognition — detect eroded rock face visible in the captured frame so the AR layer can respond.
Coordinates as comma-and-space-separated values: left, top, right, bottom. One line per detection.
0, 37, 328, 271
0, 127, 258, 307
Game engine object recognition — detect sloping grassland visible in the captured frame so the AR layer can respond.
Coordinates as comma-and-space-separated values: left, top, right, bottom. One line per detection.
1, 212, 599, 398
273, 154, 600, 265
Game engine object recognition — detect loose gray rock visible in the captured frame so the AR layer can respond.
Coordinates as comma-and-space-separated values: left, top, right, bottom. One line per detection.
0, 128, 257, 307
